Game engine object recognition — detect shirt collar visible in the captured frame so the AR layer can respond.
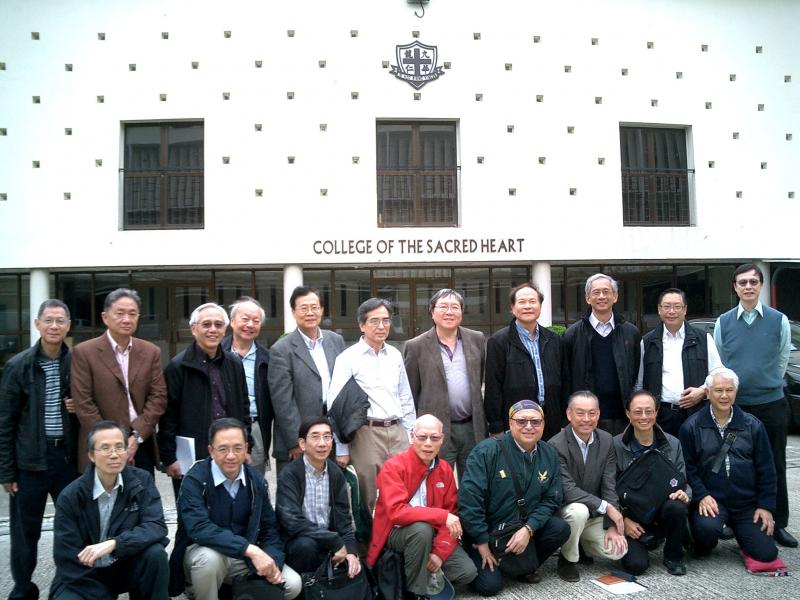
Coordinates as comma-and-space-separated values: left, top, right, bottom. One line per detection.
92, 469, 123, 500
303, 454, 328, 477
298, 327, 324, 348
211, 459, 247, 488
710, 404, 733, 429
589, 312, 615, 330
571, 427, 595, 448
357, 337, 386, 356
662, 323, 686, 341
737, 300, 764, 319
236, 341, 257, 359
515, 321, 539, 342
106, 330, 132, 353
512, 438, 537, 456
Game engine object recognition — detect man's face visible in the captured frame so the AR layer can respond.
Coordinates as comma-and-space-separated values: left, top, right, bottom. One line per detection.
231, 302, 262, 343
208, 427, 248, 479
292, 292, 323, 332
509, 409, 544, 448
733, 269, 762, 305
359, 306, 391, 348
299, 423, 333, 463
191, 307, 227, 355
101, 296, 139, 340
510, 286, 541, 328
431, 294, 463, 332
626, 395, 657, 436
566, 395, 600, 438
657, 292, 687, 330
585, 278, 618, 314
411, 422, 445, 465
89, 428, 127, 478
35, 306, 71, 346
708, 375, 737, 414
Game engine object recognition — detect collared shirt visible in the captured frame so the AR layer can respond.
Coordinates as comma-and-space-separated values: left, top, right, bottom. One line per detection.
710, 405, 734, 476
409, 459, 436, 508
589, 312, 615, 338
298, 328, 332, 408
515, 322, 546, 405
437, 333, 471, 421
38, 351, 63, 437
302, 455, 331, 528
93, 470, 123, 567
570, 429, 607, 514
211, 459, 247, 499
512, 438, 538, 481
327, 338, 415, 456
106, 330, 138, 425
234, 341, 258, 417
715, 301, 792, 375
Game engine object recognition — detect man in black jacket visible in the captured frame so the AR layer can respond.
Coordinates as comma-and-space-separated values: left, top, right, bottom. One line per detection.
50, 420, 169, 599
276, 417, 361, 576
563, 274, 641, 435
158, 302, 250, 498
0, 299, 78, 600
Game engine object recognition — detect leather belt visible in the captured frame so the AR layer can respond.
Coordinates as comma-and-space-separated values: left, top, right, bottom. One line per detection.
367, 418, 400, 427
660, 402, 682, 412
46, 437, 66, 447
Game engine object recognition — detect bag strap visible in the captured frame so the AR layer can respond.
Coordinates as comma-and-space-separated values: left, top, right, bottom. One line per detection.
711, 431, 737, 474
495, 438, 528, 520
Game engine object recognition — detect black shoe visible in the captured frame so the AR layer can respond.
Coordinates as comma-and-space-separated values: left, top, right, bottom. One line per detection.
663, 559, 687, 576
517, 570, 542, 584
578, 547, 594, 565
774, 528, 799, 548
720, 525, 735, 540
557, 555, 580, 582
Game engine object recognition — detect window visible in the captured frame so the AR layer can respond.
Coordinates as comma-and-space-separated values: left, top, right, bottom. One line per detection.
620, 126, 690, 226
376, 122, 458, 227
123, 122, 204, 229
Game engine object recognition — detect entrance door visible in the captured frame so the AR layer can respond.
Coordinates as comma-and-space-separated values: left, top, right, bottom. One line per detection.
373, 278, 451, 345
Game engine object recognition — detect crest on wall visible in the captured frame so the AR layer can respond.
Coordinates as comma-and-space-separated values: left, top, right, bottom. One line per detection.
390, 41, 444, 89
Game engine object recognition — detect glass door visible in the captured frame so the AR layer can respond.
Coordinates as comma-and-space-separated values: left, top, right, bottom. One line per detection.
373, 278, 451, 346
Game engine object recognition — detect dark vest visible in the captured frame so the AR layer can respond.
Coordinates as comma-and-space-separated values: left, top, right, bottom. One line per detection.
591, 329, 623, 418
209, 481, 251, 537
641, 322, 709, 401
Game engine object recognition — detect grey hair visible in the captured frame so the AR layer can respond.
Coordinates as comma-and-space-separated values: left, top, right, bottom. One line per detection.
229, 296, 266, 322
585, 273, 619, 296
356, 297, 393, 325
103, 288, 141, 311
567, 390, 599, 409
428, 288, 464, 315
705, 367, 739, 391
190, 302, 230, 327
37, 299, 70, 320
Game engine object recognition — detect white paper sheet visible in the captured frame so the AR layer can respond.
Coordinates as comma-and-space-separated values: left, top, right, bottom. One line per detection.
176, 435, 196, 475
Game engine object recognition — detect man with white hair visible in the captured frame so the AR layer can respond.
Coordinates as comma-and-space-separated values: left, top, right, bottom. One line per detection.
678, 367, 779, 562
158, 302, 250, 497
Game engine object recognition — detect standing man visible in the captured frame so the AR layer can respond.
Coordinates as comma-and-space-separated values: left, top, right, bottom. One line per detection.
222, 296, 272, 474
71, 288, 167, 473
404, 288, 487, 481
638, 288, 723, 436
563, 274, 641, 435
484, 282, 565, 440
327, 298, 415, 513
548, 392, 627, 582
50, 420, 169, 600
0, 299, 78, 600
713, 264, 796, 548
158, 302, 249, 496
269, 286, 345, 472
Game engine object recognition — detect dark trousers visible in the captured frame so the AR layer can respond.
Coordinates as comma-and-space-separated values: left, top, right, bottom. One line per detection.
597, 418, 628, 437
467, 516, 570, 597
10, 442, 77, 600
691, 502, 778, 563
132, 437, 157, 475
285, 536, 329, 574
740, 398, 789, 529
622, 499, 688, 575
656, 402, 703, 438
52, 543, 169, 600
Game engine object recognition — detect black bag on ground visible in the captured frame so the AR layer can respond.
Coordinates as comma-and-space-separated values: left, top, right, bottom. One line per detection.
370, 548, 404, 600
302, 554, 372, 600
230, 574, 285, 600
616, 448, 686, 524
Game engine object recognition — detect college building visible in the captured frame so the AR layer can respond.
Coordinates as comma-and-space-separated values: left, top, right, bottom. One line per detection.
1, 0, 798, 369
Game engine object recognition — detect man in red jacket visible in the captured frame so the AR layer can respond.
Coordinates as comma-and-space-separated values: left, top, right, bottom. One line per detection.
367, 414, 477, 599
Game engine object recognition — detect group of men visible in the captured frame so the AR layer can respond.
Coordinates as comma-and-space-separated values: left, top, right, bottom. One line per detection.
0, 262, 795, 599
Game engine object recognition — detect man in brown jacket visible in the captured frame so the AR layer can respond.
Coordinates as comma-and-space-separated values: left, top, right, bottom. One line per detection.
71, 288, 167, 473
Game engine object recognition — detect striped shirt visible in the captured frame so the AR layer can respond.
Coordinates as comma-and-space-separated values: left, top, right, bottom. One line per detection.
515, 322, 546, 406
303, 455, 330, 528
38, 355, 63, 438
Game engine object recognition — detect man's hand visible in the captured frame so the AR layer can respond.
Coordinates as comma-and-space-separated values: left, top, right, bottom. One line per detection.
336, 454, 350, 468
505, 525, 532, 555
445, 513, 463, 539
288, 446, 304, 461
426, 553, 443, 573
332, 545, 348, 565
245, 544, 284, 584
606, 504, 625, 535
474, 542, 499, 572
63, 396, 76, 414
604, 527, 628, 555
698, 495, 719, 518
77, 539, 116, 567
754, 508, 775, 536
344, 554, 361, 578
679, 386, 706, 409
623, 517, 644, 539
165, 461, 183, 479
3, 482, 18, 495
669, 489, 689, 504
126, 436, 139, 465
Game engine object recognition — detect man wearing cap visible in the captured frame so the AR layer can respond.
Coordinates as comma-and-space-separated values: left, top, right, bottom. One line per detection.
459, 400, 568, 595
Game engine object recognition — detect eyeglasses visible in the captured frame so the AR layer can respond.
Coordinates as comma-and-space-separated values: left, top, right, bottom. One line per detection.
511, 417, 544, 428
589, 289, 614, 297
413, 433, 444, 443
198, 320, 226, 330
365, 317, 392, 327
306, 433, 333, 443
659, 304, 685, 312
39, 318, 69, 327
630, 409, 656, 417
212, 445, 246, 455
94, 443, 127, 456
295, 305, 322, 315
736, 278, 761, 287
434, 304, 462, 313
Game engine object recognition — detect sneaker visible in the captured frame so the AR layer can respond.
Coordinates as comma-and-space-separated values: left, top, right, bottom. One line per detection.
663, 559, 687, 576
557, 555, 580, 582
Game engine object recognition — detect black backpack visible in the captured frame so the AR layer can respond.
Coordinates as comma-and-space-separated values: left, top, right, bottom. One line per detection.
616, 448, 686, 524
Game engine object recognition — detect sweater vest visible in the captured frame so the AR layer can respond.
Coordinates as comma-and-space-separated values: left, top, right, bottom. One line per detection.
209, 482, 250, 537
590, 329, 623, 418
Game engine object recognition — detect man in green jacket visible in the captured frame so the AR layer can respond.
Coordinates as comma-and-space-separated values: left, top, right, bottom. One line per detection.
458, 400, 568, 595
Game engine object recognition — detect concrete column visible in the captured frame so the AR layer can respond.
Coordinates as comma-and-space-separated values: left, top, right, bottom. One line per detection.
755, 260, 771, 307
29, 268, 50, 345
283, 265, 303, 332
532, 261, 552, 327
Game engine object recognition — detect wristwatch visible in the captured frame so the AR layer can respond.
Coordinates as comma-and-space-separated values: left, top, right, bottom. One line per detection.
131, 430, 144, 444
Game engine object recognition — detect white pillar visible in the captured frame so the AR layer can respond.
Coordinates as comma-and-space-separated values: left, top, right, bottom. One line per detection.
755, 260, 771, 307
29, 268, 50, 345
532, 261, 552, 327
282, 265, 303, 332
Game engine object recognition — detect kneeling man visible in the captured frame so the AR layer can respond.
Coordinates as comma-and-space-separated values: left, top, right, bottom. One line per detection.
50, 420, 169, 599
169, 418, 302, 600
367, 414, 477, 599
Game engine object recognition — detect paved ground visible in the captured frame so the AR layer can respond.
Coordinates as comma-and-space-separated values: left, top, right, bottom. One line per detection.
2, 435, 800, 599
